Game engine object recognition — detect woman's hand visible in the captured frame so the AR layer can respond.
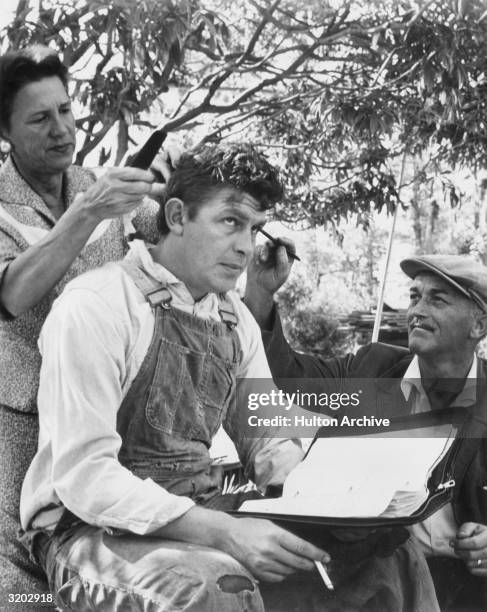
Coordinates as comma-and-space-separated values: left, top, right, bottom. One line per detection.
72, 167, 166, 223
122, 140, 183, 184
149, 142, 183, 183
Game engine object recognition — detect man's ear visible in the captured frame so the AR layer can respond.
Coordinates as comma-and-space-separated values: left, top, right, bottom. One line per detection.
471, 313, 487, 340
0, 129, 11, 153
164, 198, 186, 236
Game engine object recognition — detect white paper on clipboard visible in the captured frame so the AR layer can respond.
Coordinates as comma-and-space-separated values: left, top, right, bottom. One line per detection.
240, 423, 456, 519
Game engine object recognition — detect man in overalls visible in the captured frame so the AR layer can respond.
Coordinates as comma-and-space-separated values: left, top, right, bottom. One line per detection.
19, 143, 334, 611
19, 143, 439, 611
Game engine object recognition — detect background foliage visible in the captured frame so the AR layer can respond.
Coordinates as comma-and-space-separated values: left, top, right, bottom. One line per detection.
4, 0, 487, 226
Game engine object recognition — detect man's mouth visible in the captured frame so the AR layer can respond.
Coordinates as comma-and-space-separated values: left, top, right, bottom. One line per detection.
221, 263, 244, 272
409, 321, 434, 333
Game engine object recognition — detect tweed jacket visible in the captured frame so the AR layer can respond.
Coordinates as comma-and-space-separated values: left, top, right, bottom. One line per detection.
262, 309, 487, 527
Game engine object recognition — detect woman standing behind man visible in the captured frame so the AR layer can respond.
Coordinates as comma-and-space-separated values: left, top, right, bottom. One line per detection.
0, 45, 165, 599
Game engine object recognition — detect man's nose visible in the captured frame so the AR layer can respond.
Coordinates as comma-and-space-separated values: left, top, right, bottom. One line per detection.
408, 298, 428, 320
234, 229, 254, 257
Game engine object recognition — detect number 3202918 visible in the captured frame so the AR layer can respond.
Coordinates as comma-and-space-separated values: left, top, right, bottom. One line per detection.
8, 593, 53, 603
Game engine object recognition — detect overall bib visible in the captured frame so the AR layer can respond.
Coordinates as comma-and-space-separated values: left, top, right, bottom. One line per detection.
117, 259, 242, 506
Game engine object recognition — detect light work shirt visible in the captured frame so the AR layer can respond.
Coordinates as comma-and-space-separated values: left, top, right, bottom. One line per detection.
20, 240, 303, 535
401, 355, 477, 557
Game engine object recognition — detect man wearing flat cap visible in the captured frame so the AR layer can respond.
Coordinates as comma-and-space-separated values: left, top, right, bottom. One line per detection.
245, 248, 487, 611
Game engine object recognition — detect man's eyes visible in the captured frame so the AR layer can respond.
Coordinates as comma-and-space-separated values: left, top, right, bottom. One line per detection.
409, 294, 447, 304
222, 217, 239, 226
221, 217, 263, 233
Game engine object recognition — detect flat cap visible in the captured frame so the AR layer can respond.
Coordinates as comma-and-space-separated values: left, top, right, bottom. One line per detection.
400, 254, 487, 312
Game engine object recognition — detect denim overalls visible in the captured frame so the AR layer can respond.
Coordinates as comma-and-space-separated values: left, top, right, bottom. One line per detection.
117, 260, 242, 504
31, 261, 274, 612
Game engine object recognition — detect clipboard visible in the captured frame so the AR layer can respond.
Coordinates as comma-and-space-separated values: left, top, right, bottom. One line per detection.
233, 408, 468, 533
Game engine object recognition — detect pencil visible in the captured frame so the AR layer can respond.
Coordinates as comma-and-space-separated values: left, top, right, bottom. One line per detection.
315, 560, 334, 591
258, 228, 301, 261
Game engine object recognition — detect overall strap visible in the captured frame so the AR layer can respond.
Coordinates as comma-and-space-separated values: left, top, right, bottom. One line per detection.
120, 260, 239, 326
119, 260, 172, 309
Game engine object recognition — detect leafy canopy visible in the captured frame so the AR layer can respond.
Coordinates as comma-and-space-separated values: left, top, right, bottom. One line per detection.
2, 0, 487, 226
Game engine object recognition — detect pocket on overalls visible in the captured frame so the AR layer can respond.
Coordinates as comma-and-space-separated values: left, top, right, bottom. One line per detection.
202, 352, 237, 432
145, 338, 205, 439
180, 351, 236, 442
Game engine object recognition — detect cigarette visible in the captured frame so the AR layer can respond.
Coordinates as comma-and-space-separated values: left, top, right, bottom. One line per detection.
315, 560, 334, 591
258, 228, 301, 261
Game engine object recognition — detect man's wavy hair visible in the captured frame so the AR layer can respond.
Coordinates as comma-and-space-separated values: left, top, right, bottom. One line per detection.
156, 143, 284, 235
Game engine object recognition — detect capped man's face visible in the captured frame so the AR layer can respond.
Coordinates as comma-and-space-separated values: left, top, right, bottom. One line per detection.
178, 187, 267, 299
407, 272, 479, 360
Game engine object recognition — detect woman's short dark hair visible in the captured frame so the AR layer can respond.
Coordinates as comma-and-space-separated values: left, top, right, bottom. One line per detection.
0, 45, 69, 134
156, 143, 284, 235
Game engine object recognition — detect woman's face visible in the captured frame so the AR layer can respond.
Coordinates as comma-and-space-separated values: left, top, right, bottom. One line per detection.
5, 75, 76, 177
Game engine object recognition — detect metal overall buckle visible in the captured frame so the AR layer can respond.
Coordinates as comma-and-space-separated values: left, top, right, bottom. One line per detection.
147, 287, 172, 309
